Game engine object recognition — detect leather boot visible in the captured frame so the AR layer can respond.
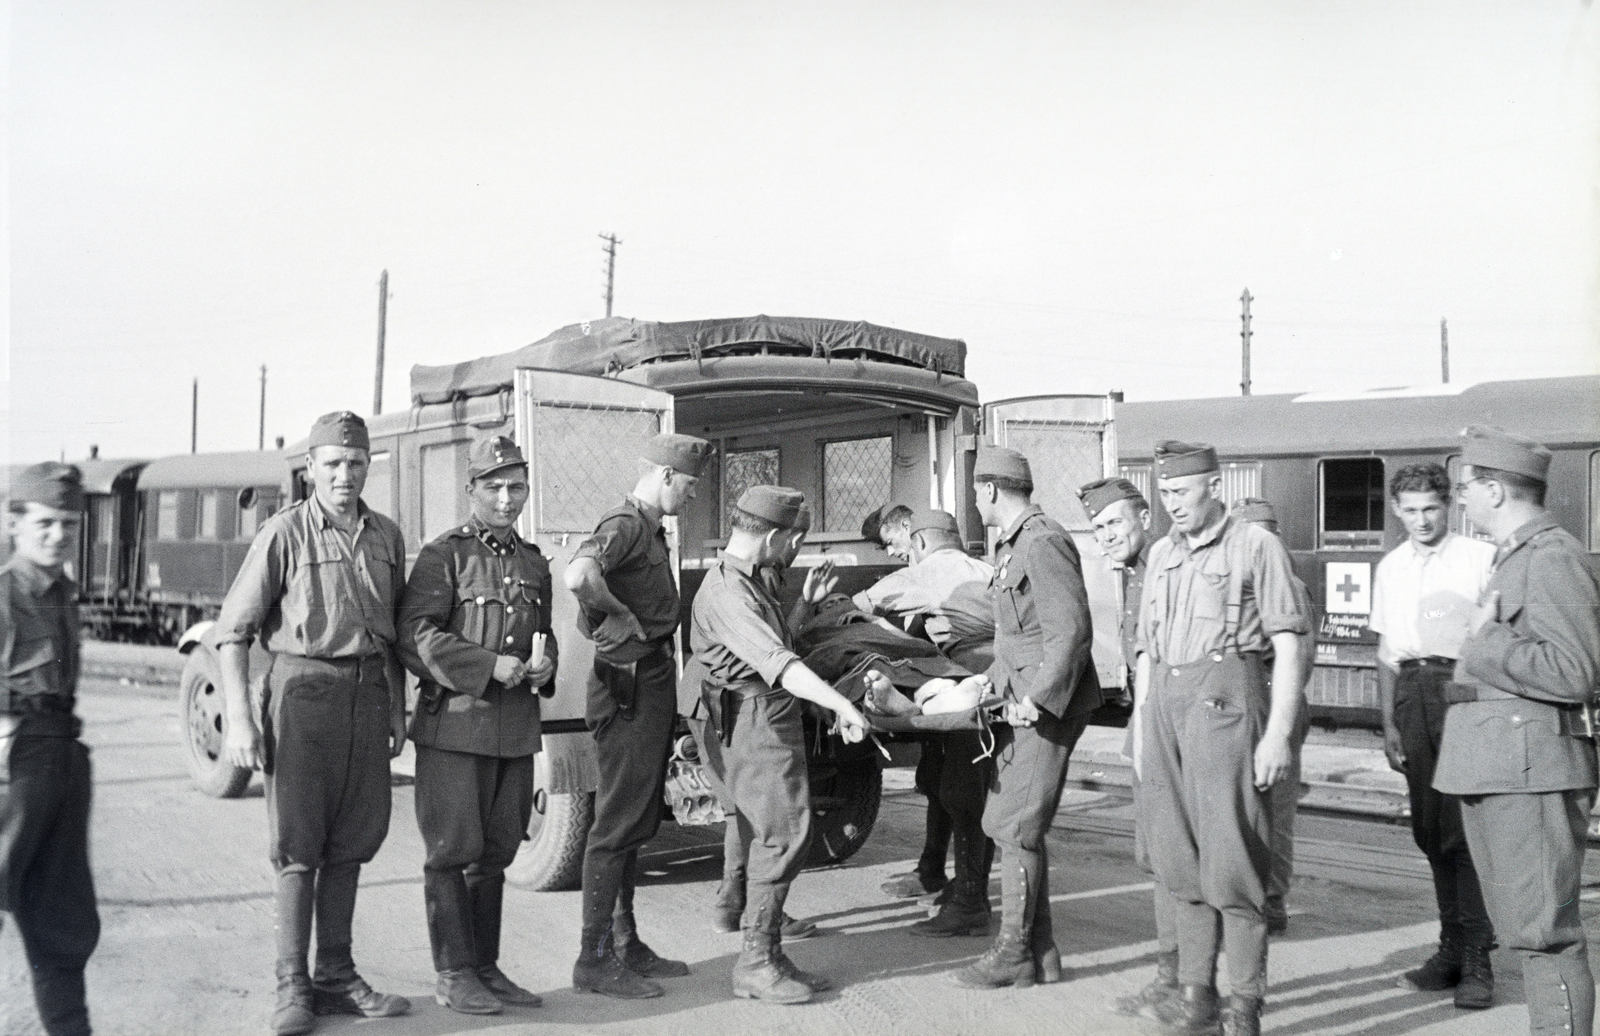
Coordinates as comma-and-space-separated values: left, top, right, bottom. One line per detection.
272, 868, 315, 1036
1030, 857, 1061, 983
1220, 993, 1262, 1036
310, 863, 410, 1017
1401, 930, 1463, 991
951, 853, 1035, 989
732, 891, 812, 1004
477, 964, 543, 1007
1141, 983, 1221, 1033
434, 969, 502, 1015
466, 869, 504, 973
612, 853, 690, 978
714, 818, 748, 931
1453, 944, 1493, 1010
1524, 950, 1596, 1036
910, 825, 992, 938
424, 868, 475, 974
573, 849, 661, 998
1111, 948, 1180, 1016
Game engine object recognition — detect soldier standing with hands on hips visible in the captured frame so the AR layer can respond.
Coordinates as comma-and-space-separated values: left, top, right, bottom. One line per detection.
565, 433, 712, 999
2, 463, 99, 1036
397, 436, 557, 1015
214, 412, 411, 1036
957, 447, 1102, 990
1433, 426, 1600, 1036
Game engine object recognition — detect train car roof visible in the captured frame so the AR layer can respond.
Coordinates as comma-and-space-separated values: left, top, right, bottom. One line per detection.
409, 314, 970, 404
1117, 375, 1600, 459
139, 451, 291, 490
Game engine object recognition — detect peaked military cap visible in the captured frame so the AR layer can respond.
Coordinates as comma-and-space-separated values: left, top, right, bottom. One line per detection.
307, 411, 370, 451
974, 446, 1032, 483
1078, 477, 1146, 518
737, 485, 805, 528
1232, 497, 1277, 525
642, 433, 713, 478
1154, 440, 1219, 478
1460, 424, 1551, 482
908, 508, 960, 535
469, 435, 527, 481
8, 462, 84, 511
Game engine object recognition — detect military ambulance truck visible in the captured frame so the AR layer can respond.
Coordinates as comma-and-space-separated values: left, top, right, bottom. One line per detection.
177, 315, 1121, 891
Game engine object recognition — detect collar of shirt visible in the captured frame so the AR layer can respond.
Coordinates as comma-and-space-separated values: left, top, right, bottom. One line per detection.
625, 494, 665, 538
307, 491, 369, 533
997, 504, 1044, 546
1405, 533, 1453, 560
468, 513, 521, 553
717, 548, 761, 578
6, 555, 68, 598
1161, 513, 1232, 568
1497, 513, 1563, 565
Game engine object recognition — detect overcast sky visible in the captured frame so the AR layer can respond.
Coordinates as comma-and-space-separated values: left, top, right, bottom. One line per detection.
6, 0, 1598, 463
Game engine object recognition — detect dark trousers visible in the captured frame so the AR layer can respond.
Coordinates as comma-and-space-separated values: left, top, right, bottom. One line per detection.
415, 747, 534, 973
1143, 654, 1271, 997
580, 653, 676, 952
982, 706, 1091, 954
723, 690, 812, 923
913, 736, 953, 886
262, 654, 392, 982
1, 736, 98, 1036
685, 711, 751, 903
1463, 789, 1596, 1036
1392, 663, 1494, 949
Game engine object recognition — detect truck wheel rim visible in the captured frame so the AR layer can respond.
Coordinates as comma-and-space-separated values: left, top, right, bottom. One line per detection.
187, 678, 224, 762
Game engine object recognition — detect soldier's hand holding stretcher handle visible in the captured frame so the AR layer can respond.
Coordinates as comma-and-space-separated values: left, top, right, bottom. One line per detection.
782, 659, 869, 744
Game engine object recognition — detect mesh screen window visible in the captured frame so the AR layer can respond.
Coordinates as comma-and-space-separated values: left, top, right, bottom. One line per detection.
823, 436, 893, 534
722, 448, 780, 536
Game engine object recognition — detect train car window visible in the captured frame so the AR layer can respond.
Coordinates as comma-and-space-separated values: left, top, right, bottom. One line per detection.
198, 491, 221, 540
721, 447, 779, 537
1590, 452, 1600, 551
1320, 458, 1385, 549
237, 488, 260, 540
1219, 461, 1262, 510
421, 439, 471, 543
1119, 463, 1151, 502
822, 436, 893, 534
362, 450, 395, 519
157, 491, 180, 540
91, 497, 114, 544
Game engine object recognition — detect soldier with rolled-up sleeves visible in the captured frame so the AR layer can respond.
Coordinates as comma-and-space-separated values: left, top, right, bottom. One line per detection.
1434, 426, 1600, 1036
564, 433, 712, 999
397, 436, 557, 1015
955, 447, 1103, 990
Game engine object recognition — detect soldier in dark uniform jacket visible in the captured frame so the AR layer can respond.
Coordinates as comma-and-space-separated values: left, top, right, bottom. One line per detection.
565, 432, 712, 999
1, 463, 97, 1036
398, 436, 557, 1015
954, 447, 1103, 990
1434, 426, 1600, 1036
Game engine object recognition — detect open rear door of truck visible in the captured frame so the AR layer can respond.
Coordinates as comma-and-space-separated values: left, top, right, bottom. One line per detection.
981, 394, 1123, 692
512, 369, 677, 727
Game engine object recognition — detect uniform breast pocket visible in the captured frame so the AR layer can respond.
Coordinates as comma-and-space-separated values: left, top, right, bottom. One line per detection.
457, 588, 508, 645
1193, 568, 1231, 622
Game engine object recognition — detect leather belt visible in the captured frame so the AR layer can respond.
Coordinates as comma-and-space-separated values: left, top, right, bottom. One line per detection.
1445, 683, 1598, 740
1399, 656, 1455, 672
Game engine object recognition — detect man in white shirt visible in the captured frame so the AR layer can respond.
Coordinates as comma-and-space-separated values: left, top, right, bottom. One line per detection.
1370, 463, 1496, 1011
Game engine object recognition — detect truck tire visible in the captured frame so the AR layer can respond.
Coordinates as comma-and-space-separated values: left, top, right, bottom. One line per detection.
179, 647, 252, 799
806, 756, 883, 867
505, 751, 593, 891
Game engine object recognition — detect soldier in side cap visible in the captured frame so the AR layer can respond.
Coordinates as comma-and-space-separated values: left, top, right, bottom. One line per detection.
1134, 442, 1309, 1036
397, 436, 557, 1015
213, 411, 411, 1034
1233, 498, 1315, 938
690, 485, 869, 1002
955, 447, 1102, 989
564, 432, 712, 998
2, 463, 98, 1036
1433, 426, 1600, 1036
854, 508, 998, 936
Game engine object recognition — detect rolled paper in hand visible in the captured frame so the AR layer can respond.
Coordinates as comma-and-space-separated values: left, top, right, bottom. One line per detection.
528, 632, 546, 669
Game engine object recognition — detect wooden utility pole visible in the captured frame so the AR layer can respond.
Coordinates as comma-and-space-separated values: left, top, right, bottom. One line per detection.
1239, 288, 1254, 396
258, 365, 268, 450
374, 270, 389, 415
190, 378, 198, 453
600, 233, 621, 317
1440, 318, 1449, 383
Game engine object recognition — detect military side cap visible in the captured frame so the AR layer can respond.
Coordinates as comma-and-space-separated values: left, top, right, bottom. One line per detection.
1232, 497, 1277, 525
642, 433, 713, 478
1078, 477, 1146, 518
974, 446, 1032, 483
795, 503, 813, 531
860, 504, 886, 542
1461, 424, 1551, 482
8, 462, 84, 511
469, 435, 527, 481
909, 508, 960, 535
307, 411, 370, 451
737, 485, 805, 528
1155, 440, 1219, 478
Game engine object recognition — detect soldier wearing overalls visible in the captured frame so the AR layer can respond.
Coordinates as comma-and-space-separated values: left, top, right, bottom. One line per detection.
2, 463, 98, 1036
565, 432, 711, 999
1135, 441, 1308, 1036
397, 436, 557, 1015
690, 486, 869, 1004
1435, 426, 1600, 1036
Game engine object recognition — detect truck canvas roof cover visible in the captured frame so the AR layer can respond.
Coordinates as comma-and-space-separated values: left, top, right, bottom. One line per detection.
410, 315, 968, 405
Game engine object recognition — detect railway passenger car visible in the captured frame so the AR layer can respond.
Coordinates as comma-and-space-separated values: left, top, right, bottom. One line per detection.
1116, 374, 1600, 727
